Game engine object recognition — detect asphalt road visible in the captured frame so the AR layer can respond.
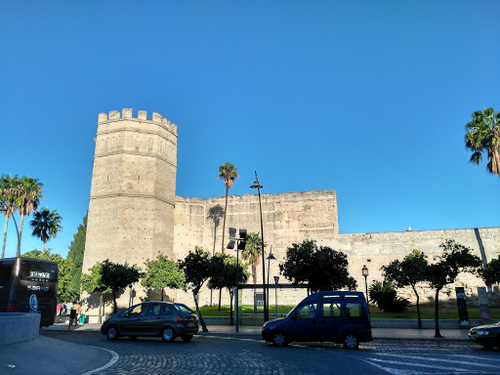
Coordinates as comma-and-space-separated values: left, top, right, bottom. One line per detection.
38, 330, 500, 375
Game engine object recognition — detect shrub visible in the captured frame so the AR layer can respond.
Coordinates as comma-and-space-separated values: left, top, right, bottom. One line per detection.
369, 281, 410, 312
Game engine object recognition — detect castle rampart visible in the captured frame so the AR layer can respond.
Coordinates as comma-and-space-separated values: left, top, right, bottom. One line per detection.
82, 109, 500, 318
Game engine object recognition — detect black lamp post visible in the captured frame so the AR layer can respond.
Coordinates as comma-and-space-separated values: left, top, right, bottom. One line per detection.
362, 265, 369, 303
250, 171, 268, 322
266, 247, 276, 313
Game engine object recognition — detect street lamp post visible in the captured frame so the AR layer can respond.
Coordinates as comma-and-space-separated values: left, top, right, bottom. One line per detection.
266, 246, 275, 314
250, 171, 269, 322
228, 227, 246, 333
274, 276, 280, 318
362, 265, 369, 304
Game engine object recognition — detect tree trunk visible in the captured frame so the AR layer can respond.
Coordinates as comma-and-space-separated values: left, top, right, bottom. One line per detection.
412, 285, 422, 329
42, 240, 46, 254
218, 288, 222, 311
99, 293, 103, 324
112, 290, 118, 314
17, 214, 25, 257
434, 288, 442, 338
229, 289, 234, 326
193, 291, 208, 332
221, 185, 229, 253
2, 216, 8, 259
161, 288, 164, 301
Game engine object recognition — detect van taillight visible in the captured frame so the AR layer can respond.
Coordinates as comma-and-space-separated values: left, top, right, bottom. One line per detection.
7, 304, 14, 312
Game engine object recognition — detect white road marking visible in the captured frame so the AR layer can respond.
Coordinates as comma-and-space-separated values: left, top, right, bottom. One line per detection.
80, 346, 119, 375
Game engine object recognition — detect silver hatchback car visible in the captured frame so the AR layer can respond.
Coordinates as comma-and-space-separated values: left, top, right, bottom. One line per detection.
101, 302, 199, 342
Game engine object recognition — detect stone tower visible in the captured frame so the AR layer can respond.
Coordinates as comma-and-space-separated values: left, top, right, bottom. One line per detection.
83, 109, 178, 271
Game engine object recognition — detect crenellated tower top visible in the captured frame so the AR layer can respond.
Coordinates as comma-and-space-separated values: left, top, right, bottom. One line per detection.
97, 108, 177, 134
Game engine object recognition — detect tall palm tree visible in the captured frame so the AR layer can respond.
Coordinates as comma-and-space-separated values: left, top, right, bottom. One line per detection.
241, 232, 262, 285
0, 175, 21, 258
30, 208, 62, 253
15, 177, 44, 257
465, 108, 500, 177
217, 162, 239, 253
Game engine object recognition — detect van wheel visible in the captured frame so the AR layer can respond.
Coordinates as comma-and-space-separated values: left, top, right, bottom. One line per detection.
106, 326, 119, 341
343, 333, 359, 349
162, 327, 176, 342
272, 332, 288, 346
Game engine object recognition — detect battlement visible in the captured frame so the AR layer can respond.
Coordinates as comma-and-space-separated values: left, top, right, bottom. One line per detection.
97, 108, 177, 132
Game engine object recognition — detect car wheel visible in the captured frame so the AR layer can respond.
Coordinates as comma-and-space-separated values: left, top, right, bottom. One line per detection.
181, 334, 193, 342
106, 326, 119, 341
162, 327, 176, 342
128, 335, 137, 340
343, 333, 359, 349
272, 332, 288, 346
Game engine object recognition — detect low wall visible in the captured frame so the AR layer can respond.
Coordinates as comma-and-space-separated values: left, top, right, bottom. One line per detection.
0, 312, 40, 345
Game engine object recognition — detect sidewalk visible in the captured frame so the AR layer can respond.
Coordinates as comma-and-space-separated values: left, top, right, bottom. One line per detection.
0, 323, 472, 375
45, 321, 471, 340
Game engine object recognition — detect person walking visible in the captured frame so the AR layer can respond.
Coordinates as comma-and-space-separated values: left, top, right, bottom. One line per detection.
69, 301, 81, 328
79, 303, 86, 325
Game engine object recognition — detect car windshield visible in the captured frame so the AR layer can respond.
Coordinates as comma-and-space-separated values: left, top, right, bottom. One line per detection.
175, 303, 194, 314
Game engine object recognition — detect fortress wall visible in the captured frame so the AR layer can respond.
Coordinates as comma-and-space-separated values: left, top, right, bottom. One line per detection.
335, 227, 500, 303
172, 190, 339, 306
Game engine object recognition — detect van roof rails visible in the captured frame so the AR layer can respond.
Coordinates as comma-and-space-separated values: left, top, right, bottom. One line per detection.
302, 291, 365, 301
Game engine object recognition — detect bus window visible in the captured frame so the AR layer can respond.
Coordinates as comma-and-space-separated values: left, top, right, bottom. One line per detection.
0, 260, 14, 287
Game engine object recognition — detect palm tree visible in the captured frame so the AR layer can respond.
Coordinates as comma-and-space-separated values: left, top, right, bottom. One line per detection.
0, 175, 21, 258
217, 162, 239, 253
15, 177, 44, 257
30, 208, 62, 253
465, 108, 500, 177
241, 232, 262, 285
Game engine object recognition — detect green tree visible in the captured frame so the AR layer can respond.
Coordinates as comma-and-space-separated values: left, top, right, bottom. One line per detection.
21, 249, 77, 302
465, 107, 500, 177
81, 259, 143, 319
81, 261, 111, 323
0, 174, 20, 258
141, 253, 186, 301
209, 253, 249, 325
241, 232, 262, 285
15, 177, 44, 257
179, 247, 212, 332
382, 249, 428, 328
279, 239, 357, 293
483, 255, 500, 286
427, 239, 482, 337
29, 208, 62, 253
217, 162, 238, 253
66, 213, 87, 299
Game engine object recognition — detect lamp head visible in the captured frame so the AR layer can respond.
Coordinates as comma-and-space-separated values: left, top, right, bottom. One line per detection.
362, 265, 369, 277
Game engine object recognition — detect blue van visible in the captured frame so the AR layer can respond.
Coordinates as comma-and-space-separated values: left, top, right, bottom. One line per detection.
262, 291, 372, 349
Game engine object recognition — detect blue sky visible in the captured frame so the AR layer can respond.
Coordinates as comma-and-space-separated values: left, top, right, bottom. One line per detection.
1, 1, 499, 259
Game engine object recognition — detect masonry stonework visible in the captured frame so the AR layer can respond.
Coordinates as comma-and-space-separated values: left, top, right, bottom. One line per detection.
83, 109, 500, 316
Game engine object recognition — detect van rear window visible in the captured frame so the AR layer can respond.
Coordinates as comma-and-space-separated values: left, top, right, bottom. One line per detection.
345, 302, 363, 318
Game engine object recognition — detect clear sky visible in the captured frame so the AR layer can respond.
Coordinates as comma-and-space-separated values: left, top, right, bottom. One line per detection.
1, 1, 499, 259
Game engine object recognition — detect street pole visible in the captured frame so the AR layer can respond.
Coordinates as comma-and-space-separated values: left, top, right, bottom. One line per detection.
250, 171, 268, 322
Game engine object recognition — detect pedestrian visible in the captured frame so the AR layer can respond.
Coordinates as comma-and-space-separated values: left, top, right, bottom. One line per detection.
72, 301, 81, 325
79, 303, 86, 325
56, 303, 62, 316
67, 301, 73, 315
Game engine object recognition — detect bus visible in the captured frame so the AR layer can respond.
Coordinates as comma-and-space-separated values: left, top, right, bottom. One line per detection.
0, 257, 58, 326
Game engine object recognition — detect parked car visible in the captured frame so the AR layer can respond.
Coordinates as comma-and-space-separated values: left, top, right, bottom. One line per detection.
262, 291, 372, 349
101, 302, 199, 342
468, 322, 500, 349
